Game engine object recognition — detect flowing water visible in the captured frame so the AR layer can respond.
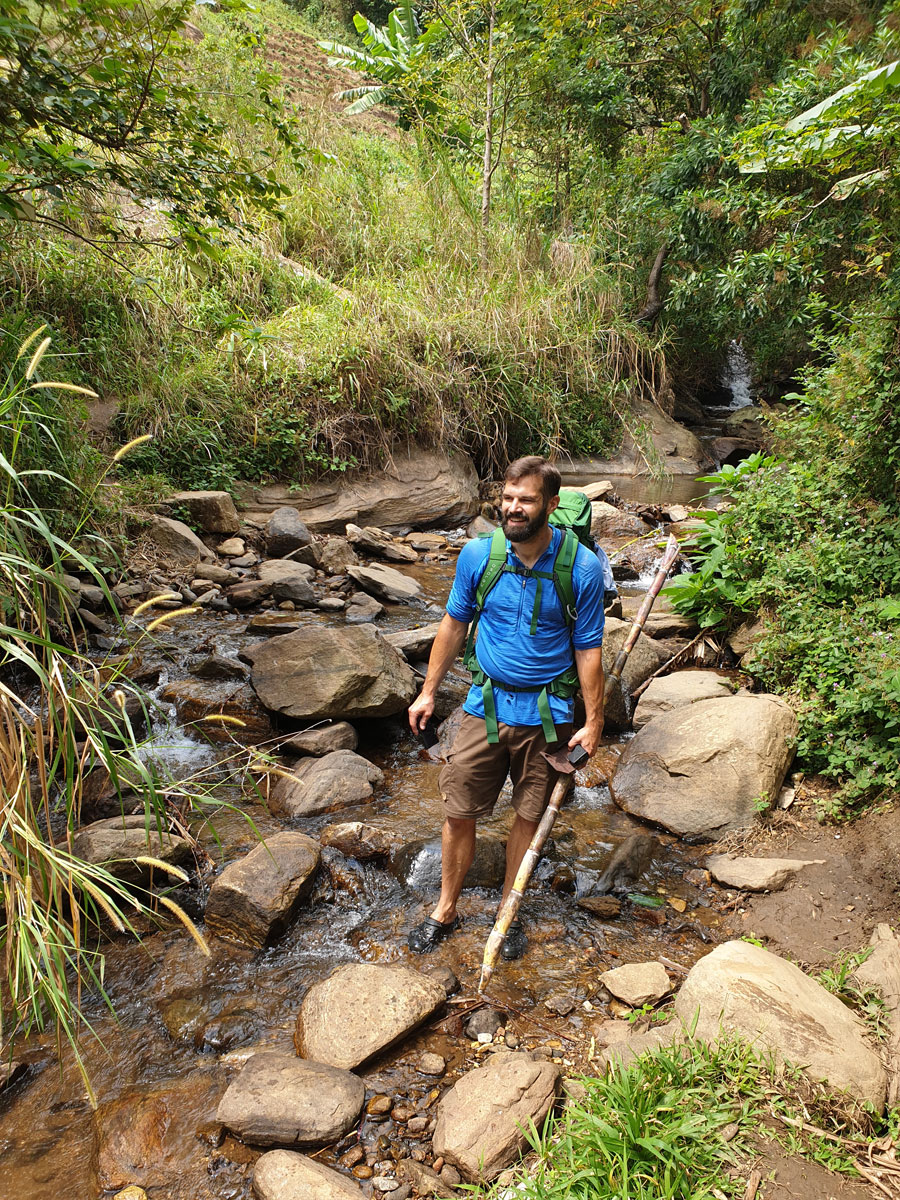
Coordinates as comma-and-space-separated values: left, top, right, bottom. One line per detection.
0, 475, 729, 1200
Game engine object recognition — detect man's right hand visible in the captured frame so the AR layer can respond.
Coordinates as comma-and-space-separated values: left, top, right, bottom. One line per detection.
408, 690, 435, 735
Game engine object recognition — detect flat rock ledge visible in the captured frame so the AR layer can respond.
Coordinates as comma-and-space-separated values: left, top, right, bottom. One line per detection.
295, 963, 446, 1070
706, 854, 825, 892
217, 1053, 365, 1148
674, 940, 887, 1109
253, 1150, 364, 1200
432, 1052, 560, 1182
205, 832, 320, 948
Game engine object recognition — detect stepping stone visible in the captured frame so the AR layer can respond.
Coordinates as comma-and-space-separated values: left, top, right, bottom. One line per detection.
706, 854, 825, 892
254, 1150, 365, 1198
599, 962, 671, 1007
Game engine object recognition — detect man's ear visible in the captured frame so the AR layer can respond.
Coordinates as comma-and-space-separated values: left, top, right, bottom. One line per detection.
546, 493, 560, 516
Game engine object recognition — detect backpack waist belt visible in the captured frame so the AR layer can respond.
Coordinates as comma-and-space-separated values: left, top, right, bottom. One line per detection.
469, 663, 580, 745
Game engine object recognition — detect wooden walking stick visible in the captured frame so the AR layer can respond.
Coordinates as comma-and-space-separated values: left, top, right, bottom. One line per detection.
477, 533, 682, 994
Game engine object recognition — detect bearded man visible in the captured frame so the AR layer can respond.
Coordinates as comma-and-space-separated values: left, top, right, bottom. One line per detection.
407, 455, 605, 959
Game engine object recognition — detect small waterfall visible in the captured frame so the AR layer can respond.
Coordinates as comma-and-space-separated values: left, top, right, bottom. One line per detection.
721, 339, 754, 410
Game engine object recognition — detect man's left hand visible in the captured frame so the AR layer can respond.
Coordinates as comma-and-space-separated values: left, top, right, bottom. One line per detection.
568, 722, 602, 760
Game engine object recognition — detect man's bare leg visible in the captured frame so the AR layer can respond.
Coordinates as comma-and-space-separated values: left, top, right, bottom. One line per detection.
430, 817, 476, 923
501, 814, 540, 903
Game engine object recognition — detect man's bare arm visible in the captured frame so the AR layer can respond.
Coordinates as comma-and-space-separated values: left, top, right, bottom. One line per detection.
408, 614, 470, 733
569, 645, 605, 758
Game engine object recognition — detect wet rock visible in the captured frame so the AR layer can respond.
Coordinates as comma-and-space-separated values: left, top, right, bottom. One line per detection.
266, 507, 312, 558
295, 963, 446, 1070
684, 868, 711, 886
280, 722, 358, 756
464, 1009, 504, 1040
632, 671, 738, 730
347, 524, 418, 562
77, 582, 107, 611
190, 655, 249, 682
601, 617, 669, 730
577, 895, 621, 918
432, 1053, 559, 1182
71, 815, 191, 886
205, 831, 320, 948
159, 679, 272, 739
346, 592, 384, 623
258, 559, 317, 606
341, 1145, 366, 1168
320, 821, 401, 860
422, 963, 459, 996
599, 962, 671, 1007
320, 537, 359, 574
418, 1053, 446, 1077
0, 1060, 26, 1092
192, 562, 240, 584
722, 404, 766, 440
227, 579, 271, 608
368, 1095, 393, 1116
610, 694, 798, 839
248, 625, 416, 720
168, 490, 240, 534
240, 449, 478, 534
706, 854, 825, 892
347, 563, 422, 604
392, 836, 506, 891
397, 1160, 456, 1198
245, 611, 303, 636
93, 1069, 224, 1192
590, 502, 651, 540
544, 993, 576, 1016
407, 1115, 430, 1134
254, 1149, 365, 1199
674, 941, 887, 1108
268, 750, 384, 818
383, 623, 443, 661
217, 1053, 365, 1147
146, 516, 215, 565
578, 832, 658, 898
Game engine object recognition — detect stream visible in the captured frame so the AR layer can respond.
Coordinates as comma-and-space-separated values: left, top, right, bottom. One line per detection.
0, 469, 737, 1200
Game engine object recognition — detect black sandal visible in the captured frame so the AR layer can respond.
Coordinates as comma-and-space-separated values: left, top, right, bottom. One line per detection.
500, 920, 528, 961
408, 915, 461, 954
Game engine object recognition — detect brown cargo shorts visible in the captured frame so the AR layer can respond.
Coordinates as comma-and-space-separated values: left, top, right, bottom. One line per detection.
439, 713, 573, 823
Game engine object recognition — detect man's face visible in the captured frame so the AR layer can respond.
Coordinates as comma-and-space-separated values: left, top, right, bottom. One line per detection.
500, 475, 559, 542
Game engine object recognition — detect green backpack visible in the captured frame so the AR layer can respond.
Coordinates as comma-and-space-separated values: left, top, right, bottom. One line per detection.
548, 489, 595, 551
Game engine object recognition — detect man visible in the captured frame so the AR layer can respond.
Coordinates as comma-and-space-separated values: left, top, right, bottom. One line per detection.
407, 456, 605, 959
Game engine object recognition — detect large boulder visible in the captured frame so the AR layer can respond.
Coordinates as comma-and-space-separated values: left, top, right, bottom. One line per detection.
295, 963, 446, 1070
266, 507, 312, 558
391, 836, 506, 891
253, 1150, 365, 1200
268, 750, 384, 818
237, 448, 479, 533
602, 616, 669, 730
71, 814, 192, 886
674, 941, 887, 1108
257, 559, 317, 606
168, 490, 240, 534
347, 562, 422, 603
205, 832, 320, 948
632, 670, 738, 730
432, 1053, 560, 1182
610, 694, 797, 839
146, 516, 214, 565
557, 402, 710, 476
247, 625, 417, 720
216, 1052, 365, 1147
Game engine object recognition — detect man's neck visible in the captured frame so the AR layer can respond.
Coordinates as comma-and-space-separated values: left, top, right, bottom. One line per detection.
509, 523, 553, 568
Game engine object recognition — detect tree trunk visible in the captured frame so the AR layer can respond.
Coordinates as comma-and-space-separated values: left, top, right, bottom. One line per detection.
480, 0, 496, 238
634, 243, 669, 325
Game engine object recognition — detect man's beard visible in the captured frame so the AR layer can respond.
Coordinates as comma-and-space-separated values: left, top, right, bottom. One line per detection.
501, 504, 549, 543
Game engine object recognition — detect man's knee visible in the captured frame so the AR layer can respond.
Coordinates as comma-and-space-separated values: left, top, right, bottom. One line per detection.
444, 816, 476, 838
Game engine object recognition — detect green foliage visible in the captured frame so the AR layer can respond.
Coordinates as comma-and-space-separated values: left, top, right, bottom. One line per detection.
817, 947, 889, 1042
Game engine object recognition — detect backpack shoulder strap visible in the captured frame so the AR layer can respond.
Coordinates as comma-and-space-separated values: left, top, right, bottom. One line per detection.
552, 529, 578, 629
474, 526, 508, 613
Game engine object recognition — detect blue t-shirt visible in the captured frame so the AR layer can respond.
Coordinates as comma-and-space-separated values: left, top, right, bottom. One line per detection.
447, 527, 605, 727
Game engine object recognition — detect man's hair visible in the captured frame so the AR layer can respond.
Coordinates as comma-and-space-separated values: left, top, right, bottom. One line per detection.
504, 456, 561, 502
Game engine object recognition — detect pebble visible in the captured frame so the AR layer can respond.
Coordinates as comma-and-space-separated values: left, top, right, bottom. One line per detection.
432, 1157, 444, 1173
391, 1104, 415, 1123
340, 1146, 365, 1168
410, 1146, 428, 1163
684, 868, 711, 886
417, 1052, 446, 1076
386, 1186, 411, 1200
544, 993, 576, 1016
406, 1116, 429, 1135
476, 1032, 492, 1044
504, 1030, 519, 1048
440, 1164, 461, 1186
352, 1164, 374, 1180
368, 1095, 393, 1116
464, 1008, 504, 1040
113, 1189, 148, 1200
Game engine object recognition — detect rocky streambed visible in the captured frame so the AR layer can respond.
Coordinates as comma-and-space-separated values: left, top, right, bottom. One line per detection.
1, 466, 898, 1200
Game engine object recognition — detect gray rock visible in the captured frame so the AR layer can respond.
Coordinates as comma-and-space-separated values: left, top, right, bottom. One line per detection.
599, 962, 671, 1006
602, 617, 669, 730
227, 579, 271, 608
295, 963, 446, 1070
190, 655, 249, 682
280, 722, 358, 756
418, 1052, 446, 1077
230, 552, 258, 568
319, 822, 402, 860
205, 832, 320, 948
383, 623, 443, 661
268, 750, 384, 818
217, 1052, 364, 1147
258, 559, 317, 606
632, 671, 737, 730
319, 537, 359, 574
432, 1053, 560, 1182
464, 1009, 504, 1040
254, 1150, 366, 1200
147, 516, 214, 566
78, 583, 107, 610
597, 1021, 684, 1072
192, 562, 239, 584
706, 854, 825, 892
347, 563, 422, 604
266, 507, 312, 558
70, 815, 191, 886
346, 524, 418, 562
169, 490, 240, 534
345, 592, 384, 623
392, 836, 506, 891
674, 941, 886, 1108
590, 502, 651, 540
610, 694, 798, 839
248, 625, 417, 720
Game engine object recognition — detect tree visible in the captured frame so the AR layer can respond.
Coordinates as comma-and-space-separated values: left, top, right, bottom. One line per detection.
0, 0, 298, 253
